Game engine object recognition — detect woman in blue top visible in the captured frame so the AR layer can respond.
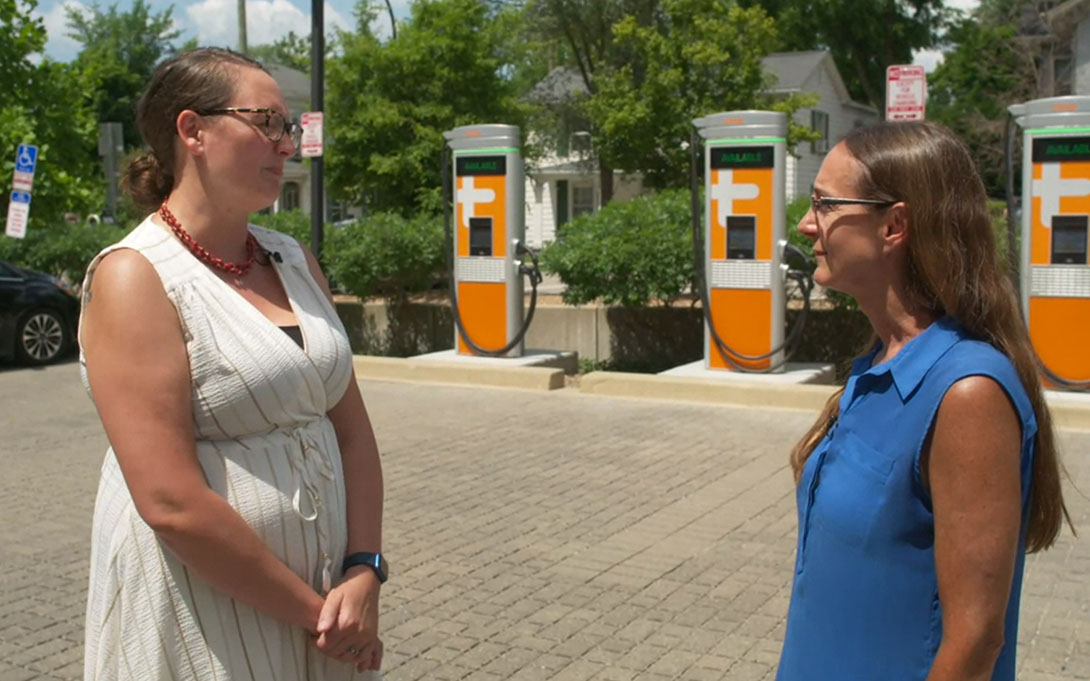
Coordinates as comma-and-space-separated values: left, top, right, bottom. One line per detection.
777, 121, 1074, 681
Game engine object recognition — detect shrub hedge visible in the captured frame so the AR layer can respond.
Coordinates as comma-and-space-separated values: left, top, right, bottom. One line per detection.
540, 189, 695, 307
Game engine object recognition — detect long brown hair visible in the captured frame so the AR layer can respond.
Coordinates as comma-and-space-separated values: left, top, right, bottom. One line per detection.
122, 47, 268, 211
790, 121, 1073, 553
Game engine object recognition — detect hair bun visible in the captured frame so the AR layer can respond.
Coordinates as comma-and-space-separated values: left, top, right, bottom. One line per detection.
121, 151, 173, 213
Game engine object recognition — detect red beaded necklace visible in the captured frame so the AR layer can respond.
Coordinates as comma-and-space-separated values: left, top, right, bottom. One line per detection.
159, 203, 259, 277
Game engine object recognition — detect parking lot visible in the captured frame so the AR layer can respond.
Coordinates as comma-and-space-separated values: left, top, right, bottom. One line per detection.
1, 361, 1088, 680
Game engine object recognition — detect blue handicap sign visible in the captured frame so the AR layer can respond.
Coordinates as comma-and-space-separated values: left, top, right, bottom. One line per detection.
15, 145, 37, 174
10, 191, 31, 204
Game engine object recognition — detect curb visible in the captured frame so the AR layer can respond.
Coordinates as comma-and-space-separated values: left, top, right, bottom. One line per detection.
351, 356, 1090, 430
353, 355, 566, 391
579, 370, 839, 412
1044, 391, 1090, 432
580, 371, 1090, 430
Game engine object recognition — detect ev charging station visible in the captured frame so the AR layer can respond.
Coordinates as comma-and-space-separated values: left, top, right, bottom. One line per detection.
1010, 96, 1090, 387
659, 110, 819, 382
440, 124, 542, 358
694, 111, 787, 371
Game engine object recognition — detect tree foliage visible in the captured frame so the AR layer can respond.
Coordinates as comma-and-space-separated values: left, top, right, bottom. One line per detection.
928, 18, 1034, 197
743, 0, 948, 109
326, 213, 446, 301
66, 0, 180, 151
249, 31, 336, 73
0, 0, 101, 235
584, 0, 815, 189
326, 0, 526, 215
0, 220, 128, 280
541, 189, 694, 306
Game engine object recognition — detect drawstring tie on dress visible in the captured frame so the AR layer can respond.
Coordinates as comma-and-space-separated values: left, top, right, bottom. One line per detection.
287, 425, 336, 594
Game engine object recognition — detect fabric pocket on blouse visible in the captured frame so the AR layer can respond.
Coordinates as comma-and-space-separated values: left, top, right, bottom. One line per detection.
808, 429, 897, 548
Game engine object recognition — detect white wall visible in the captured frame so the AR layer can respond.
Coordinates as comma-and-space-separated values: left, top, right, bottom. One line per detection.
524, 178, 555, 248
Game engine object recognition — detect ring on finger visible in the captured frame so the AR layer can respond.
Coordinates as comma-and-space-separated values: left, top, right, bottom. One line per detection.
347, 646, 361, 657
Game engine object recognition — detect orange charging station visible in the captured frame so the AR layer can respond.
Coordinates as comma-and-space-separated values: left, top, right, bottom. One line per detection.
693, 111, 787, 372
442, 125, 527, 357
1011, 96, 1090, 387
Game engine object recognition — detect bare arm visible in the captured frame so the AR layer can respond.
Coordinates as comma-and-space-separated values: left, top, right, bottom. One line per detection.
81, 249, 324, 632
925, 376, 1023, 681
301, 249, 385, 670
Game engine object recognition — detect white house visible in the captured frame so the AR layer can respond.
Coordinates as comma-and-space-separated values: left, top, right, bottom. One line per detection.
762, 51, 880, 202
265, 63, 362, 222
521, 50, 879, 249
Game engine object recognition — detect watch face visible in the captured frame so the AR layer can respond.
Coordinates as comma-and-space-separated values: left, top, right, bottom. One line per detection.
377, 555, 389, 581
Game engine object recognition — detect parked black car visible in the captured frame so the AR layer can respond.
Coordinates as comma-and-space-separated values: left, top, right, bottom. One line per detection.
0, 259, 81, 365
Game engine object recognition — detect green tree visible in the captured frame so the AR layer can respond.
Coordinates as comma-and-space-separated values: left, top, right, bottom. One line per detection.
584, 0, 814, 189
528, 0, 660, 202
249, 30, 338, 73
742, 0, 948, 109
326, 0, 525, 215
928, 18, 1034, 197
1, 0, 101, 235
66, 0, 180, 150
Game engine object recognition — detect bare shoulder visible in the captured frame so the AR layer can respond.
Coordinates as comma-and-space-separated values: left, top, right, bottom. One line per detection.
82, 248, 181, 353
938, 375, 1018, 424
87, 248, 164, 300
930, 374, 1021, 475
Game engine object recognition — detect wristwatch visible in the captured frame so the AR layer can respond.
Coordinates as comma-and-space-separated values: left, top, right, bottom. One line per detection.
342, 552, 388, 583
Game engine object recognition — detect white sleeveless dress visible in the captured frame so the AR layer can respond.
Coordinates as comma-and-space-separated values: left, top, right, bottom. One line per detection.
80, 217, 381, 681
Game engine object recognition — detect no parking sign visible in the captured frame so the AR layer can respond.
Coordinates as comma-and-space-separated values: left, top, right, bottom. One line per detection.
5, 191, 31, 239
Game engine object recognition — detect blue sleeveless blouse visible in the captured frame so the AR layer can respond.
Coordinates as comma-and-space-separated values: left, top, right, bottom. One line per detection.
776, 317, 1037, 681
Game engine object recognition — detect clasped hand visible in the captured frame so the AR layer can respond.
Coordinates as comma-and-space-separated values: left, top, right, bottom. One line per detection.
314, 568, 382, 672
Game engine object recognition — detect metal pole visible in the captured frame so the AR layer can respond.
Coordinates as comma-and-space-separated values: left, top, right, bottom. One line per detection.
310, 0, 324, 259
238, 0, 247, 53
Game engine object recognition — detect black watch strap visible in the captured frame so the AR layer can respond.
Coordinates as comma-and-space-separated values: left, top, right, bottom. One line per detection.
342, 552, 388, 583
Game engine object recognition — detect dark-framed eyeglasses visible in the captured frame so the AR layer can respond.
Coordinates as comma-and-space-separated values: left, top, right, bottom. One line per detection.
809, 190, 896, 214
198, 107, 302, 146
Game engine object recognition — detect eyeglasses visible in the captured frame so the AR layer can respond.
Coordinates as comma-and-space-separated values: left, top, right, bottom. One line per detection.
198, 107, 302, 146
809, 191, 896, 214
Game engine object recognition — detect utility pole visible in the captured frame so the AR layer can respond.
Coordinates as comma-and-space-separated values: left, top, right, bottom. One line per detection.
238, 0, 248, 53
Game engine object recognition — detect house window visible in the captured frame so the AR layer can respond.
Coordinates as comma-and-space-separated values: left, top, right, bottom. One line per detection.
280, 181, 300, 212
570, 131, 592, 157
811, 110, 830, 154
572, 184, 595, 217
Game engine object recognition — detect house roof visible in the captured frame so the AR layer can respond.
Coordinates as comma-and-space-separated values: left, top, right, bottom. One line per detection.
761, 50, 875, 113
266, 63, 311, 106
760, 50, 830, 92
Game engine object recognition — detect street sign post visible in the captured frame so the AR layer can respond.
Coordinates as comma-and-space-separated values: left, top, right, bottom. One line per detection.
12, 144, 37, 193
7, 145, 38, 238
5, 191, 31, 239
886, 65, 927, 122
301, 111, 323, 158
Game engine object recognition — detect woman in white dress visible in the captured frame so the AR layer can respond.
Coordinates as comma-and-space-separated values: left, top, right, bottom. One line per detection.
79, 47, 386, 680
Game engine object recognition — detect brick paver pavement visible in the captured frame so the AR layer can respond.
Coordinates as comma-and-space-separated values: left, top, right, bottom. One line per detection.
1, 361, 1087, 680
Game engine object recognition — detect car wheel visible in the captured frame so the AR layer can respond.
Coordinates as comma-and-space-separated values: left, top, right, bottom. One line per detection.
15, 308, 69, 365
